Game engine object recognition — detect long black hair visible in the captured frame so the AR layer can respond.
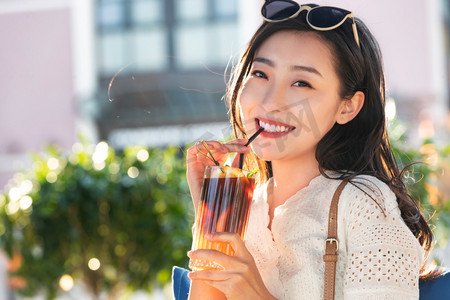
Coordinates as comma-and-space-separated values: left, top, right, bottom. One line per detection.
226, 9, 433, 277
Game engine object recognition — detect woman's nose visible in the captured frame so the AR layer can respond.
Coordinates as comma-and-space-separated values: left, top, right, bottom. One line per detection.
260, 81, 288, 113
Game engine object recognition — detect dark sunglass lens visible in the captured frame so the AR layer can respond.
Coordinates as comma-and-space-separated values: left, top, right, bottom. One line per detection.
308, 7, 349, 27
262, 1, 300, 20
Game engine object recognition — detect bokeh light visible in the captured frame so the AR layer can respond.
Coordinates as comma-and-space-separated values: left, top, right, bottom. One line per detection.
47, 158, 59, 170
94, 161, 106, 171
69, 154, 79, 165
19, 196, 33, 210
127, 167, 139, 178
72, 142, 83, 153
20, 180, 33, 194
8, 187, 21, 202
46, 172, 57, 183
97, 224, 109, 236
418, 120, 435, 139
385, 97, 397, 121
114, 244, 127, 257
136, 149, 149, 162
59, 274, 74, 291
6, 201, 20, 215
420, 143, 439, 166
88, 258, 101, 271
109, 162, 120, 174
96, 141, 109, 153
92, 142, 109, 163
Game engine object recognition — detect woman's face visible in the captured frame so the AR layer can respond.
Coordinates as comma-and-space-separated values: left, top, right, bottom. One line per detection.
239, 30, 344, 163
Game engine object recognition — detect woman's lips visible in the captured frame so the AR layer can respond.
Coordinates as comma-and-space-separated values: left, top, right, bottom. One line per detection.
255, 118, 296, 138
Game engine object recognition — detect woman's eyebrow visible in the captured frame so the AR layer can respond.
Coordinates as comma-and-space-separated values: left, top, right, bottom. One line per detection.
253, 57, 274, 66
253, 56, 323, 78
290, 65, 323, 77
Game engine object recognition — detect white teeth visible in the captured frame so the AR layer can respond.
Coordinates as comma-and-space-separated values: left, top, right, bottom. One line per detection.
259, 120, 293, 133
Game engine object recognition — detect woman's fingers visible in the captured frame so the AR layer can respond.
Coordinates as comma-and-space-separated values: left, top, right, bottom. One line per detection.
188, 249, 233, 270
188, 233, 250, 270
187, 140, 249, 165
188, 268, 231, 281
222, 139, 250, 153
205, 232, 248, 255
197, 140, 248, 153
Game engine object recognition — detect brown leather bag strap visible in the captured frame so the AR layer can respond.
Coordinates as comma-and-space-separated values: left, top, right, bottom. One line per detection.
323, 180, 349, 300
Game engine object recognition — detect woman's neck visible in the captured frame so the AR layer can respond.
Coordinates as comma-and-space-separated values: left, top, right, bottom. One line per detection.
270, 156, 321, 207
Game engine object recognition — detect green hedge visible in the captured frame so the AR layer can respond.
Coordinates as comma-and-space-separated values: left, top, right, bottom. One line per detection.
0, 142, 194, 299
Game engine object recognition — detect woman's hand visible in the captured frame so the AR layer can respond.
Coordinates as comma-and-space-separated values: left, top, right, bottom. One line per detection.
186, 140, 249, 214
187, 233, 277, 300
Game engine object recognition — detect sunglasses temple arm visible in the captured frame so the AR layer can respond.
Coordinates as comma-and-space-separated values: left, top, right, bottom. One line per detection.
352, 20, 360, 48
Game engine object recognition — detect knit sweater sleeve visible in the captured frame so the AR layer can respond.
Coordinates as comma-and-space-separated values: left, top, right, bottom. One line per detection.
341, 177, 424, 300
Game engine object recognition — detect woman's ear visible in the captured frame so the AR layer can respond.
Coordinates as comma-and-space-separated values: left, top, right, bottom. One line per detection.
336, 91, 365, 124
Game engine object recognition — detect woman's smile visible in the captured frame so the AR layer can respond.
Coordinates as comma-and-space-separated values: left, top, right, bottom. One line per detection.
255, 117, 296, 138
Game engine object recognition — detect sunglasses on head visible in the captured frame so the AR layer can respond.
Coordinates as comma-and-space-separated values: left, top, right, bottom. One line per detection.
261, 0, 360, 48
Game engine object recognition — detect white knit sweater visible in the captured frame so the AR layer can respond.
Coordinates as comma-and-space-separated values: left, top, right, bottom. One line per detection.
244, 173, 424, 300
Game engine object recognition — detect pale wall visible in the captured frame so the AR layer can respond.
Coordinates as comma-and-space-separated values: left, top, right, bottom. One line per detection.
0, 6, 75, 188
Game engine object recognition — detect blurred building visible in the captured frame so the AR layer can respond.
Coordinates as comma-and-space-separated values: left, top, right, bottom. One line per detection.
0, 0, 449, 189
0, 0, 251, 189
94, 0, 242, 148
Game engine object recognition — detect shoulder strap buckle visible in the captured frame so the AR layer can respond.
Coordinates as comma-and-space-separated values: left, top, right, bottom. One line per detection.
325, 238, 339, 252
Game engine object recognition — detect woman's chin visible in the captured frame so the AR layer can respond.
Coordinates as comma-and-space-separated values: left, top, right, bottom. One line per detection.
251, 147, 284, 162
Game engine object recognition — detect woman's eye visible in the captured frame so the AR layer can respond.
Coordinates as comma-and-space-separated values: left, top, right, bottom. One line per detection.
293, 80, 312, 88
252, 70, 267, 79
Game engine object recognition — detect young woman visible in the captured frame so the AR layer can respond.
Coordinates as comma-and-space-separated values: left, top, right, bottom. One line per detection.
185, 2, 432, 299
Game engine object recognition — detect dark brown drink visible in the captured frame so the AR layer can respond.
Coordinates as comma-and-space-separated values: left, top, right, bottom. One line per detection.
189, 166, 255, 271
